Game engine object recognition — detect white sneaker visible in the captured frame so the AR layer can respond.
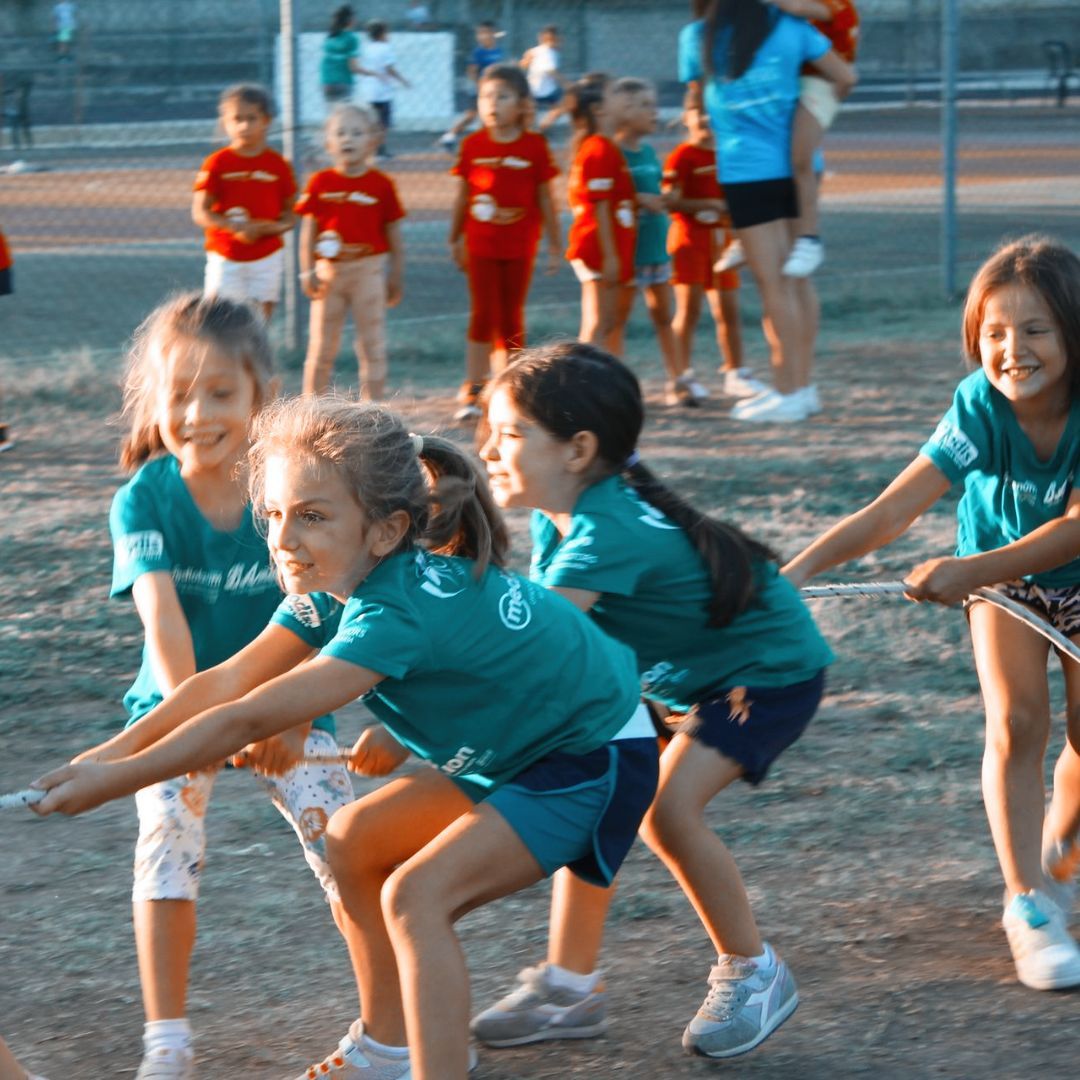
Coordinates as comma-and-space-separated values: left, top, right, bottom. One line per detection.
682, 945, 798, 1058
664, 379, 698, 408
680, 370, 709, 402
438, 132, 457, 153
782, 237, 824, 277
722, 369, 769, 399
732, 390, 809, 424
136, 1046, 194, 1080
730, 388, 778, 418
713, 238, 746, 273
294, 1023, 478, 1079
799, 384, 822, 415
1002, 890, 1080, 990
1044, 836, 1080, 917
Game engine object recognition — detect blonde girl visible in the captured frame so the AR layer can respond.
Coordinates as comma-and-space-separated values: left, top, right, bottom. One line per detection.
96, 294, 354, 1079
298, 103, 405, 400
448, 63, 560, 422
786, 235, 1080, 990
33, 395, 657, 1080
192, 84, 297, 321
564, 73, 637, 351
475, 342, 832, 1060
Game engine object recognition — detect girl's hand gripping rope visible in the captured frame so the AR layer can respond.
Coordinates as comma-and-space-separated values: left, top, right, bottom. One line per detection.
902, 556, 978, 606
347, 724, 410, 776
230, 726, 309, 777
28, 760, 131, 817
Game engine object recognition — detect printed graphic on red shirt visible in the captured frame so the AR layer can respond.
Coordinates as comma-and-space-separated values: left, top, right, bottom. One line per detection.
452, 130, 557, 260
662, 142, 728, 254
194, 147, 297, 263
296, 168, 405, 258
566, 134, 636, 282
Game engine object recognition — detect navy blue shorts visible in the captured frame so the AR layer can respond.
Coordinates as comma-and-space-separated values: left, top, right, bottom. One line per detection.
486, 734, 659, 887
681, 669, 825, 785
0, 267, 11, 296
372, 100, 392, 130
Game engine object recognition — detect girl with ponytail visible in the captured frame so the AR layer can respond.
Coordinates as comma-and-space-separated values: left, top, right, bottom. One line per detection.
476, 340, 833, 1060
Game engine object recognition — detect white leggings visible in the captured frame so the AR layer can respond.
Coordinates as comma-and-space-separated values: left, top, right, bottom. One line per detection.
132, 728, 353, 904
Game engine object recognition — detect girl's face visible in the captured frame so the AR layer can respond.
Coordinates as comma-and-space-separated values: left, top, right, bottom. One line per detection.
481, 387, 581, 513
221, 98, 271, 153
978, 283, 1068, 408
262, 454, 386, 600
621, 89, 657, 135
477, 79, 524, 133
156, 346, 258, 477
327, 112, 376, 168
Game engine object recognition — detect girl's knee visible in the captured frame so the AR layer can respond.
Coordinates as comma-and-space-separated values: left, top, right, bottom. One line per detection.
381, 862, 446, 932
984, 705, 1050, 759
640, 792, 690, 855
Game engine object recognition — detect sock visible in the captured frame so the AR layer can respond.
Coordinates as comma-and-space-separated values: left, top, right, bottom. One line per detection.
143, 1018, 192, 1054
546, 963, 602, 994
348, 1018, 408, 1057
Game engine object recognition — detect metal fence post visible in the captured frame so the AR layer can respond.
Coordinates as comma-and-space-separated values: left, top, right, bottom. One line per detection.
280, 0, 301, 351
941, 0, 958, 300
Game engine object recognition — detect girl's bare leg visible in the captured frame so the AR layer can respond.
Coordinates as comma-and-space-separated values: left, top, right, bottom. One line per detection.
606, 285, 637, 359
672, 282, 702, 379
546, 869, 615, 973
790, 104, 825, 238
643, 282, 679, 381
1043, 636, 1080, 858
383, 803, 545, 1080
133, 900, 197, 1021
706, 287, 744, 372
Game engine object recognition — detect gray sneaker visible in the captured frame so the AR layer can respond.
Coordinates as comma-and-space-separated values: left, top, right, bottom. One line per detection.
135, 1046, 194, 1080
682, 947, 798, 1059
471, 964, 607, 1047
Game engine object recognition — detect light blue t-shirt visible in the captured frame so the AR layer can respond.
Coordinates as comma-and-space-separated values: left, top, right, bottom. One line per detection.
530, 476, 833, 710
678, 12, 830, 183
919, 370, 1080, 588
272, 549, 641, 799
109, 455, 334, 735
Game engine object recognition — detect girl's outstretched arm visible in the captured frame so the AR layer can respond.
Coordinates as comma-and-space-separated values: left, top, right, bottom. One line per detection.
783, 455, 950, 586
74, 622, 316, 764
132, 572, 196, 697
905, 489, 1080, 604
807, 48, 857, 99
538, 181, 562, 275
35, 655, 381, 816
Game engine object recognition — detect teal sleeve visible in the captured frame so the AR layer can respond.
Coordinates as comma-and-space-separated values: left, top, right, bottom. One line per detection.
271, 593, 341, 649
320, 596, 426, 680
109, 480, 171, 598
535, 514, 645, 597
918, 384, 989, 485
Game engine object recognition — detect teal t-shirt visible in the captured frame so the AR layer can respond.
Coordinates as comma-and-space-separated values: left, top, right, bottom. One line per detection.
321, 30, 359, 87
272, 549, 641, 798
530, 476, 833, 710
110, 455, 334, 735
919, 369, 1080, 587
620, 143, 669, 268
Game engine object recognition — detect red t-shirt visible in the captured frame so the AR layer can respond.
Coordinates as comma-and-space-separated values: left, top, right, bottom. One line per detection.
0, 228, 10, 271
662, 142, 728, 255
452, 129, 558, 260
565, 134, 636, 282
194, 147, 297, 262
296, 168, 405, 257
804, 0, 860, 69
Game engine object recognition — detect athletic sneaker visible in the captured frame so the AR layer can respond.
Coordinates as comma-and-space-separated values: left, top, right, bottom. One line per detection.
714, 238, 746, 273
664, 379, 697, 408
1044, 836, 1080, 916
782, 237, 825, 277
731, 389, 808, 424
135, 1045, 194, 1080
1002, 889, 1080, 990
799, 384, 822, 415
470, 963, 608, 1046
438, 132, 458, 153
682, 945, 798, 1059
454, 381, 486, 423
722, 368, 769, 399
0, 423, 14, 452
680, 370, 710, 402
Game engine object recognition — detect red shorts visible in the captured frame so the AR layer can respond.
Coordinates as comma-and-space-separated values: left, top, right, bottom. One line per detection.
467, 254, 535, 351
670, 232, 740, 291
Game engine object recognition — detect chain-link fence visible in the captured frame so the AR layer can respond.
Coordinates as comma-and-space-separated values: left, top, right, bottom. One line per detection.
2, 0, 1079, 366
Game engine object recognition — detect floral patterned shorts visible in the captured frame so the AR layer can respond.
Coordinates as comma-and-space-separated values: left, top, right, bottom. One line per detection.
967, 580, 1080, 639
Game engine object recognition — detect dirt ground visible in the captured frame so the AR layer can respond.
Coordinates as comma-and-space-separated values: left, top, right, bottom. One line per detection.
2, 304, 1079, 1080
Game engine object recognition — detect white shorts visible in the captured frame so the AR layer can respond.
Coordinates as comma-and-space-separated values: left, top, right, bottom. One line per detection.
204, 248, 285, 305
132, 728, 354, 904
570, 258, 603, 284
798, 75, 841, 130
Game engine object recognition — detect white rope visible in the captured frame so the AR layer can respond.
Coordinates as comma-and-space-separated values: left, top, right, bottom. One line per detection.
0, 788, 45, 811
802, 580, 1080, 667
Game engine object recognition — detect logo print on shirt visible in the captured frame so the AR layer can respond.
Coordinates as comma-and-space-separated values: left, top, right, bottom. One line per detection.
285, 594, 323, 628
498, 574, 532, 630
627, 490, 680, 530
929, 419, 978, 469
1010, 478, 1038, 506
118, 530, 164, 564
1044, 478, 1069, 506
417, 555, 467, 599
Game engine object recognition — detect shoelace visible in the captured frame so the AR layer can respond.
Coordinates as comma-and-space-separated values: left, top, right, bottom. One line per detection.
698, 958, 757, 1022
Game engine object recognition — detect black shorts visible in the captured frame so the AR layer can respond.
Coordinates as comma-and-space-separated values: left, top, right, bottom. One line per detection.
724, 177, 799, 230
0, 267, 11, 296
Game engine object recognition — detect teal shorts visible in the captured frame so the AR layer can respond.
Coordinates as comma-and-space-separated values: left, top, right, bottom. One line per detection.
486, 731, 658, 887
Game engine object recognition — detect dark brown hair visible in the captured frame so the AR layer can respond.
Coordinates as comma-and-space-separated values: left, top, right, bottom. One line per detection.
567, 72, 611, 155
490, 342, 778, 626
218, 82, 274, 119
703, 0, 772, 80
